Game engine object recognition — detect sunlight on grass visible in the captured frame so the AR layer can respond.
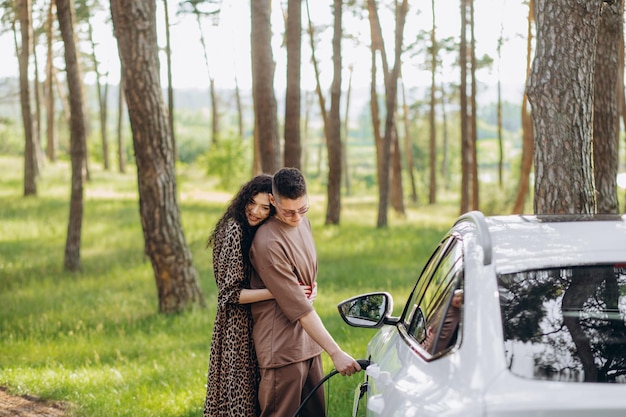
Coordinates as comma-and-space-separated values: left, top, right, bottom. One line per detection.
0, 155, 460, 416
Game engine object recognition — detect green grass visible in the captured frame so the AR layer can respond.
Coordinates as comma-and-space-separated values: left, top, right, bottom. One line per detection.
0, 155, 457, 416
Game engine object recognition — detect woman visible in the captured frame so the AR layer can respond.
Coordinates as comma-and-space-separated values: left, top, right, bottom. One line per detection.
203, 174, 312, 417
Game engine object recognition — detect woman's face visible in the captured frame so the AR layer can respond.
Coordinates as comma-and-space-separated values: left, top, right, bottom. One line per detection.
245, 192, 271, 226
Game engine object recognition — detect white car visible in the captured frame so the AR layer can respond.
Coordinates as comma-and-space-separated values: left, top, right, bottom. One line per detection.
338, 211, 626, 417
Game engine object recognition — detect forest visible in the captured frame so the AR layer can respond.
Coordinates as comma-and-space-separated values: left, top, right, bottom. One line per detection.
2, 0, 626, 415
2, 0, 626, 310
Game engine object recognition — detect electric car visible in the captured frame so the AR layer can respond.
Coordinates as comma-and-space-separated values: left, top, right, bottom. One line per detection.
339, 211, 626, 417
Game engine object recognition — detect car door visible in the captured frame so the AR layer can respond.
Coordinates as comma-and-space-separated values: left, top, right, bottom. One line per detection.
364, 235, 475, 416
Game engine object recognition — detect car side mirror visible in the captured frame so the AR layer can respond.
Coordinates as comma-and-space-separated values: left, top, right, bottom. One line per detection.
337, 292, 393, 328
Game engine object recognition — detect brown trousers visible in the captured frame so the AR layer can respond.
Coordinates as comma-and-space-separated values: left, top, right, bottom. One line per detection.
258, 355, 326, 417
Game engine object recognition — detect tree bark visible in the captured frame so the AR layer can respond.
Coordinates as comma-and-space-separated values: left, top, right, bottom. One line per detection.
368, 0, 407, 227
440, 81, 450, 190
110, 0, 205, 313
469, 0, 478, 211
17, 0, 37, 196
305, 2, 328, 154
87, 20, 109, 170
284, 0, 302, 169
325, 0, 342, 225
527, 0, 600, 215
512, 0, 534, 214
593, 0, 622, 214
57, 0, 85, 271
251, 0, 280, 173
117, 70, 126, 174
45, 0, 57, 163
234, 74, 244, 139
428, 0, 437, 204
390, 125, 405, 214
342, 65, 353, 196
460, 0, 470, 214
163, 0, 176, 161
32, 30, 43, 178
401, 79, 417, 203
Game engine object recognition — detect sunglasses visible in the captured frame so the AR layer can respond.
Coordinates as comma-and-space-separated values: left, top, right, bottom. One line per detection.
273, 198, 309, 218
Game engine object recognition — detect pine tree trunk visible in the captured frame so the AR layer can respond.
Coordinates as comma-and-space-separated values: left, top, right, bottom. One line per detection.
593, 0, 622, 214
512, 0, 534, 214
284, 0, 302, 169
428, 0, 437, 204
18, 0, 37, 196
88, 21, 109, 170
57, 0, 85, 272
325, 0, 343, 225
111, 0, 205, 313
460, 0, 470, 214
45, 0, 56, 163
527, 0, 600, 215
251, 0, 280, 173
117, 71, 126, 174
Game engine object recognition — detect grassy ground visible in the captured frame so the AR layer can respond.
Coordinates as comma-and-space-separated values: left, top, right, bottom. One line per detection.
0, 155, 457, 416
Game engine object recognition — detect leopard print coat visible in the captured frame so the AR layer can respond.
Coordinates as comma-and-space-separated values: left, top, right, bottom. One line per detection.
204, 220, 260, 417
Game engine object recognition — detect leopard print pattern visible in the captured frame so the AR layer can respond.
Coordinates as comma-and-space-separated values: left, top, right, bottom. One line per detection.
204, 221, 260, 417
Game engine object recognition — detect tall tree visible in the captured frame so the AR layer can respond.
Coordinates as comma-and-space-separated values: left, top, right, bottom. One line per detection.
45, 0, 57, 163
76, 0, 110, 170
389, 0, 408, 219
469, 0, 478, 211
57, 0, 85, 271
30, 13, 43, 178
367, 0, 408, 227
342, 64, 353, 196
305, 0, 328, 174
325, 0, 342, 224
527, 0, 600, 215
512, 0, 534, 214
17, 0, 37, 196
163, 0, 176, 161
593, 0, 622, 214
116, 70, 126, 174
89, 22, 110, 170
400, 78, 417, 203
496, 11, 504, 188
428, 0, 437, 204
459, 0, 470, 214
283, 0, 302, 168
251, 0, 280, 173
110, 0, 205, 313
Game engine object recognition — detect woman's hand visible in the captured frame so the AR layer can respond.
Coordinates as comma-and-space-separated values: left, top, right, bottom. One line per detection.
308, 282, 317, 302
299, 281, 317, 301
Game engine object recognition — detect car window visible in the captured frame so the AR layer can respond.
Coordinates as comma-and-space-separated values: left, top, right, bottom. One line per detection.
403, 237, 464, 356
402, 237, 453, 328
421, 272, 463, 355
499, 264, 626, 383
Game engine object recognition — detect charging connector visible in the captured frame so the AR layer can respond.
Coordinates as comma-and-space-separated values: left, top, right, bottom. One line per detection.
291, 359, 372, 417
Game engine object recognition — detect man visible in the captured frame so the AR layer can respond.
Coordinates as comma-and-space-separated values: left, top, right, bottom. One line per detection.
249, 167, 361, 417
422, 288, 463, 354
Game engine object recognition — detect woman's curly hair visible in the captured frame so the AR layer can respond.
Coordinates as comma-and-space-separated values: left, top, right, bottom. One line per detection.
207, 174, 275, 253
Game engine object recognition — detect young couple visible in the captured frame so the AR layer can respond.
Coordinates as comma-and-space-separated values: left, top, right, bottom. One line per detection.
203, 167, 361, 417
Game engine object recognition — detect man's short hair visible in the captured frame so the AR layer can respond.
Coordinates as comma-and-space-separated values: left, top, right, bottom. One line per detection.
272, 167, 307, 200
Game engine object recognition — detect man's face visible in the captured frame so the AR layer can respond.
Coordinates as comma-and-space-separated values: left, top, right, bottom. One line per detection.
452, 292, 463, 308
270, 194, 309, 227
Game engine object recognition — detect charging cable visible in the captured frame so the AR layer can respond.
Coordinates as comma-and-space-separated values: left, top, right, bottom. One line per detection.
291, 359, 371, 417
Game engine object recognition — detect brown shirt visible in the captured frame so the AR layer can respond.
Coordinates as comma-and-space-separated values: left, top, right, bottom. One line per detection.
249, 216, 323, 369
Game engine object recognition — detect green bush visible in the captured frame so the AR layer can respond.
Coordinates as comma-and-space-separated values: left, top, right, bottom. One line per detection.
199, 135, 251, 190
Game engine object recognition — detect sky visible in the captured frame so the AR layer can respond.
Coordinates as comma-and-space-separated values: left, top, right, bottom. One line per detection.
0, 0, 529, 99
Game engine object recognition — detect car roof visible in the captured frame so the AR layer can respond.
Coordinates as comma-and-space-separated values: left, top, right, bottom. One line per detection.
457, 212, 626, 274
